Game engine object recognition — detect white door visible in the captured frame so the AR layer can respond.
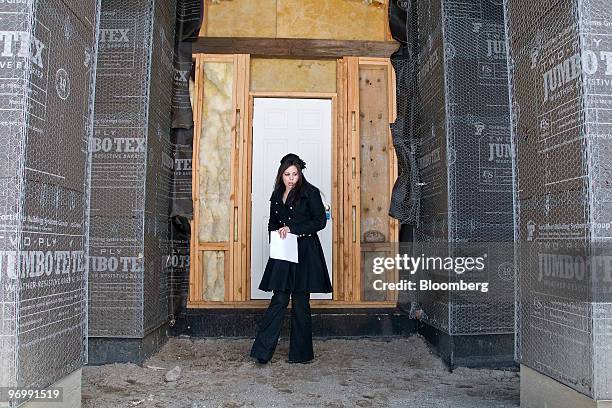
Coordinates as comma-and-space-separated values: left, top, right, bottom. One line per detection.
251, 98, 333, 300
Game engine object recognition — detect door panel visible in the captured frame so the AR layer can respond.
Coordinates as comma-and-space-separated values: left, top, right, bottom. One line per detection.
251, 98, 333, 300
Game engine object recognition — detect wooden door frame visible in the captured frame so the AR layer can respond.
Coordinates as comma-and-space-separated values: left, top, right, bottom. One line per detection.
246, 92, 339, 305
188, 55, 398, 308
346, 57, 400, 303
188, 54, 250, 305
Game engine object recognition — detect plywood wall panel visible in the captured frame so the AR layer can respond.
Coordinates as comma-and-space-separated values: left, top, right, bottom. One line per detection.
359, 65, 390, 242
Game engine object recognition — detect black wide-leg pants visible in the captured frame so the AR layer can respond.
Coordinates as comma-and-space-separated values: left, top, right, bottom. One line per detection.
250, 290, 314, 362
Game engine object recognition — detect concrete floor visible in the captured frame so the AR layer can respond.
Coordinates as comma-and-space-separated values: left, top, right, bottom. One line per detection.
82, 336, 519, 408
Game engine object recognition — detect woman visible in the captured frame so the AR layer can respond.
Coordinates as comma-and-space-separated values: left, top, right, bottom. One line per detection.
250, 153, 333, 364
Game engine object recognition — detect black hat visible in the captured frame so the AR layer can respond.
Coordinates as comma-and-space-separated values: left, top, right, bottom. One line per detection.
280, 153, 306, 170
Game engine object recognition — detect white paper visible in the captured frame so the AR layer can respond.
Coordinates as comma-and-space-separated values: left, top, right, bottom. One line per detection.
270, 231, 299, 263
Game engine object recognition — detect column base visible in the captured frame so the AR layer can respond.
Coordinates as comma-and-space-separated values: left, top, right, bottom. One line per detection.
521, 365, 612, 408
19, 368, 81, 408
417, 321, 516, 369
88, 323, 169, 365
172, 308, 417, 337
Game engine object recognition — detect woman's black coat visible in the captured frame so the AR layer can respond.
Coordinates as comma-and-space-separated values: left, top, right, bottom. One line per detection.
257, 183, 333, 294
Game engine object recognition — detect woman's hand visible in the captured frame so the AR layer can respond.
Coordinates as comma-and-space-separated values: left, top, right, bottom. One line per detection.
278, 226, 291, 239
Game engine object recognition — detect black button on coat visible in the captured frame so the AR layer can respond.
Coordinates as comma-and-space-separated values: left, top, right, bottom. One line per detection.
257, 183, 333, 294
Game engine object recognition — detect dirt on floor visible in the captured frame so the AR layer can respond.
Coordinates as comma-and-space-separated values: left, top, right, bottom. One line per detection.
82, 335, 519, 408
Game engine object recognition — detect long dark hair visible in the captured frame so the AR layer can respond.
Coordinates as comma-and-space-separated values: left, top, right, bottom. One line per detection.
273, 158, 310, 205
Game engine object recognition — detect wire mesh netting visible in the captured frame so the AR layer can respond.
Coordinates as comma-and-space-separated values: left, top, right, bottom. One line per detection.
505, 0, 612, 399
390, 0, 514, 337
89, 0, 176, 338
0, 0, 100, 402
144, 0, 176, 336
0, 0, 609, 403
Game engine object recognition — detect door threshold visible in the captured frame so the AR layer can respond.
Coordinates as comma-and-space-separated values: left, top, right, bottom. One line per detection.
187, 300, 398, 309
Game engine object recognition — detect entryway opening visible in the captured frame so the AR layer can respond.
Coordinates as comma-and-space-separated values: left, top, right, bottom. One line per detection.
188, 54, 399, 308
250, 97, 334, 300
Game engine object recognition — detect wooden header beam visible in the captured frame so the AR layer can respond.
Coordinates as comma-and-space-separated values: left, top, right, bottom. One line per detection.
193, 37, 399, 59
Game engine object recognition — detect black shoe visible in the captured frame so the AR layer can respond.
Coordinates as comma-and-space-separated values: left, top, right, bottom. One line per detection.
286, 358, 313, 364
256, 358, 269, 364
